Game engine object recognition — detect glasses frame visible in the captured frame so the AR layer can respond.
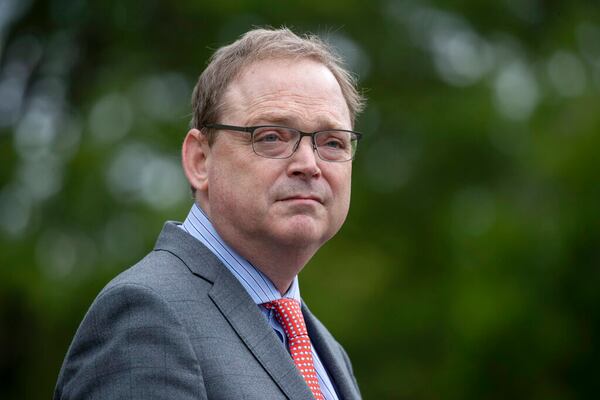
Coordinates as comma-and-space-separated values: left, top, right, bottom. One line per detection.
203, 123, 363, 162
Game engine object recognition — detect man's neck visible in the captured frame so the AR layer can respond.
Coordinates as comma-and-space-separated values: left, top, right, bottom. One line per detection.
236, 243, 317, 295
187, 201, 316, 295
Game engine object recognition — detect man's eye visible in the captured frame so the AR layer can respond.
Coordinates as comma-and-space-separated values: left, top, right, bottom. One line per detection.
324, 139, 344, 149
318, 133, 350, 150
254, 129, 289, 143
261, 133, 281, 142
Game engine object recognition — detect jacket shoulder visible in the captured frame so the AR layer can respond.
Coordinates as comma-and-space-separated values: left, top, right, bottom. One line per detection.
102, 248, 209, 301
53, 253, 209, 399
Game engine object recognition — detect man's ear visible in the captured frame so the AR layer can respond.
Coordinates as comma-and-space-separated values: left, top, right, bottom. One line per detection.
182, 128, 210, 193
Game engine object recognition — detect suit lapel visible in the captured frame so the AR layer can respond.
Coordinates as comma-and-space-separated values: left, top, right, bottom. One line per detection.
208, 265, 314, 400
303, 304, 362, 400
154, 222, 314, 400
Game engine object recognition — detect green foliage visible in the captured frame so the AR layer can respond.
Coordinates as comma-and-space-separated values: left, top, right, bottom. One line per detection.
1, 0, 599, 398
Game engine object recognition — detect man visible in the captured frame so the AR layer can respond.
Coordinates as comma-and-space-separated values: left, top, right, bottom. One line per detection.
54, 27, 365, 399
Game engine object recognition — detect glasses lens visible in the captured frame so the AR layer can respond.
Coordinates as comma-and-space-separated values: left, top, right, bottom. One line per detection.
252, 126, 298, 158
315, 131, 356, 161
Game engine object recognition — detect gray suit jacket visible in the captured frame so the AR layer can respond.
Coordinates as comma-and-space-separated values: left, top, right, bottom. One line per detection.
54, 222, 361, 399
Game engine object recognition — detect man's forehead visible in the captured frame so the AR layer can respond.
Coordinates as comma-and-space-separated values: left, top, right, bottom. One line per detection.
218, 58, 350, 128
226, 57, 339, 94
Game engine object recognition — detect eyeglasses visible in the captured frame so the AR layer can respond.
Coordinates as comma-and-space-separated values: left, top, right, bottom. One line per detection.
203, 123, 362, 162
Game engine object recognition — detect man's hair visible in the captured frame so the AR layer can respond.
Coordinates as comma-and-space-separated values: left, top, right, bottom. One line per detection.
190, 27, 366, 143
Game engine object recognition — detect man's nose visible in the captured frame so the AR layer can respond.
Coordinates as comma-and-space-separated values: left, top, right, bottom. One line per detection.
287, 136, 321, 178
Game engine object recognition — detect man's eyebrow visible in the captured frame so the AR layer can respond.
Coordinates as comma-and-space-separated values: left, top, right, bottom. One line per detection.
249, 113, 343, 130
250, 113, 295, 126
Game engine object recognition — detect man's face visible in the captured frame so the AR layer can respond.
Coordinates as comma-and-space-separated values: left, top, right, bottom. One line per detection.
201, 58, 353, 253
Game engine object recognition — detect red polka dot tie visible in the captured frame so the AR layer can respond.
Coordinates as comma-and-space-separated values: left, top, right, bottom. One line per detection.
264, 298, 325, 400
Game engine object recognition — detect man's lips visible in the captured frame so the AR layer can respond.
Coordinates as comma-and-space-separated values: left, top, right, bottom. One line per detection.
278, 195, 324, 204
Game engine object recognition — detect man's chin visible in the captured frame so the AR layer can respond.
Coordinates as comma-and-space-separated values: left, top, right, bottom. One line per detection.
272, 217, 328, 247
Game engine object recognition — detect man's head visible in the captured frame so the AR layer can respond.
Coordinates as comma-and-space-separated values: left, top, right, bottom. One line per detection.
182, 28, 365, 289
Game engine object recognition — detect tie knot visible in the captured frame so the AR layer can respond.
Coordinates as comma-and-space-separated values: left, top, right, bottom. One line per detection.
263, 298, 307, 339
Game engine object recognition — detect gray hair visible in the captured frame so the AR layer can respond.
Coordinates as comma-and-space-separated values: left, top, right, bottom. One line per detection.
190, 27, 366, 143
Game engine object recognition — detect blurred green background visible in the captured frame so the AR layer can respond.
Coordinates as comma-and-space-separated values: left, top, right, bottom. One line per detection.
1, 0, 599, 398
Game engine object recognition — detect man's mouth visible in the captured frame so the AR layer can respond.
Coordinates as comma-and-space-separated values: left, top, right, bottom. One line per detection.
279, 194, 324, 204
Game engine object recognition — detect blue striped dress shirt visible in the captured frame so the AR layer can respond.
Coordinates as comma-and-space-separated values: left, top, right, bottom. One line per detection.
180, 203, 339, 399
